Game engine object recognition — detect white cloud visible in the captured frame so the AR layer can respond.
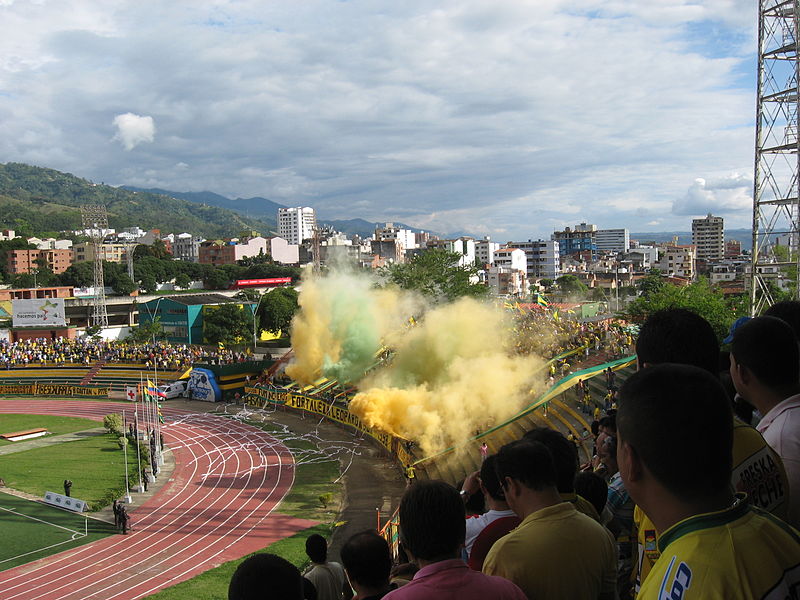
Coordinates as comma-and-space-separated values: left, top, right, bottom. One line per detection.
0, 1, 763, 237
112, 113, 155, 151
672, 173, 752, 216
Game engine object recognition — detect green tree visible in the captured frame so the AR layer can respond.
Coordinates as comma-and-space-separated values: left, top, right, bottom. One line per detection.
130, 317, 166, 343
112, 273, 137, 295
174, 272, 191, 289
539, 278, 554, 291
638, 269, 665, 297
103, 413, 123, 435
382, 248, 488, 302
258, 287, 299, 334
203, 304, 252, 345
622, 277, 744, 342
555, 274, 589, 296
59, 261, 95, 287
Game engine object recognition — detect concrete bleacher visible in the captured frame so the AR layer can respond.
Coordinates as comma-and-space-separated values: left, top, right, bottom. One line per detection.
0, 362, 185, 393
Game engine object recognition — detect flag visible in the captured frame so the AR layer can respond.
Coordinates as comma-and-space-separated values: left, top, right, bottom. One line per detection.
157, 403, 164, 424
533, 292, 549, 308
146, 379, 167, 398
125, 386, 138, 402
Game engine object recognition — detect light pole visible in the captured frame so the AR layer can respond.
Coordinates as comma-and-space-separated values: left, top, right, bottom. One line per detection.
252, 292, 266, 351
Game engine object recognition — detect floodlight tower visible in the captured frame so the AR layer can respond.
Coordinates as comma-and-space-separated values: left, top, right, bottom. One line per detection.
751, 0, 800, 315
81, 204, 109, 329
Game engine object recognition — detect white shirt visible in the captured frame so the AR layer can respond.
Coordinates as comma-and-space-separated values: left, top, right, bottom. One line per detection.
465, 508, 517, 556
757, 393, 800, 528
305, 561, 346, 600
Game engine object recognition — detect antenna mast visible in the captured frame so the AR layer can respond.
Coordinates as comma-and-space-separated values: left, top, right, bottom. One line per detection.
81, 204, 109, 329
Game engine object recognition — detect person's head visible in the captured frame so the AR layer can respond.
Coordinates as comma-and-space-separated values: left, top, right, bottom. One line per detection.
398, 480, 465, 563
598, 432, 618, 472
305, 534, 327, 564
523, 427, 578, 493
617, 364, 732, 507
730, 316, 800, 396
479, 454, 505, 502
340, 530, 391, 593
764, 300, 800, 340
636, 308, 719, 375
229, 553, 304, 600
494, 440, 558, 515
574, 471, 608, 517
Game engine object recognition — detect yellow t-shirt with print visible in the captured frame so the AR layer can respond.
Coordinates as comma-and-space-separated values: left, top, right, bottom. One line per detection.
633, 418, 789, 595
639, 497, 800, 600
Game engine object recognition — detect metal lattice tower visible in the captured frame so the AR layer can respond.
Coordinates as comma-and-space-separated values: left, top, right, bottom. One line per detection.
81, 205, 109, 329
751, 0, 800, 315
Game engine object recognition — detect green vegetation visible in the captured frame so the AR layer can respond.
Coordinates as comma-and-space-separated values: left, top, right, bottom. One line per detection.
0, 414, 100, 446
0, 490, 116, 571
203, 304, 255, 345
0, 432, 140, 510
0, 162, 273, 240
622, 275, 745, 342
142, 417, 343, 600
258, 287, 300, 335
382, 248, 489, 302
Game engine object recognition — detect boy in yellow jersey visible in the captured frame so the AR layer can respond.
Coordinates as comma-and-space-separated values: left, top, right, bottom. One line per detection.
617, 364, 800, 599
631, 309, 790, 595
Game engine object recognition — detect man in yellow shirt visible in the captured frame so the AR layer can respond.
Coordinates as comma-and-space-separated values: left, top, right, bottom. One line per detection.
631, 309, 790, 594
618, 364, 800, 599
483, 439, 616, 599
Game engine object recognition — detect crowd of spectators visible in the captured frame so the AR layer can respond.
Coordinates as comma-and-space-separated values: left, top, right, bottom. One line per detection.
230, 305, 800, 600
0, 338, 247, 370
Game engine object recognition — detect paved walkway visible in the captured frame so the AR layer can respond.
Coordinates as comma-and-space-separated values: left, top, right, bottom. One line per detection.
0, 427, 106, 455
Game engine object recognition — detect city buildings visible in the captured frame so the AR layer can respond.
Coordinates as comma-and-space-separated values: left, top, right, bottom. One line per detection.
692, 213, 724, 262
278, 207, 316, 245
6, 249, 73, 275
552, 223, 597, 258
171, 233, 204, 263
475, 238, 501, 266
199, 236, 270, 266
375, 223, 417, 252
595, 228, 630, 254
506, 240, 561, 280
73, 242, 131, 264
655, 244, 696, 279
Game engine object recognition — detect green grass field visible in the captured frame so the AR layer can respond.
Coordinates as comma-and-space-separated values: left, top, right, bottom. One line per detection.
143, 417, 343, 600
0, 414, 100, 446
0, 433, 139, 509
0, 490, 116, 571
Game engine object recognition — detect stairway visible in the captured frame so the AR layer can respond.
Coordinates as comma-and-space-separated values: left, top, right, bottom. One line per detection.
79, 359, 107, 385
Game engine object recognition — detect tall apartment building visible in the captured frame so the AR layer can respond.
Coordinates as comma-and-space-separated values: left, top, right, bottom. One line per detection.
552, 222, 597, 258
475, 238, 501, 266
692, 214, 724, 262
277, 207, 316, 245
172, 233, 204, 262
725, 239, 742, 258
375, 223, 416, 251
73, 242, 130, 264
493, 248, 527, 273
595, 228, 630, 254
507, 240, 561, 280
7, 249, 73, 275
656, 245, 696, 279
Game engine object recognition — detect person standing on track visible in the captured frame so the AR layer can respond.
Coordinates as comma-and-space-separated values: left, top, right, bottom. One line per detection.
63, 479, 72, 497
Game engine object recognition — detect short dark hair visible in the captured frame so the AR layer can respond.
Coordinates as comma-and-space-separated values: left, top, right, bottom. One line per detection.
598, 414, 616, 435
764, 300, 800, 340
574, 471, 608, 517
636, 308, 719, 375
305, 534, 327, 563
523, 427, 578, 493
618, 364, 732, 501
479, 455, 505, 501
340, 530, 391, 589
399, 480, 465, 561
730, 316, 800, 388
229, 553, 303, 600
494, 440, 557, 492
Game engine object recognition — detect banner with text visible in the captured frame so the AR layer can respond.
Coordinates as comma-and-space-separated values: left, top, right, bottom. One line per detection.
12, 298, 66, 327
0, 383, 109, 397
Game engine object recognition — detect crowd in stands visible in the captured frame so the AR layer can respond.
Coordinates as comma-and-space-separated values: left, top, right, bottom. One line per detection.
230, 304, 800, 600
0, 338, 248, 370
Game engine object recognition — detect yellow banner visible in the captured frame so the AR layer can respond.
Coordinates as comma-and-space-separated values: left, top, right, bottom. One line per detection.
0, 383, 109, 397
246, 386, 397, 452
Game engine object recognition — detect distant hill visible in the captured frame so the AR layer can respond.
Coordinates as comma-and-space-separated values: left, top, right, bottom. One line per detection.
122, 186, 285, 225
0, 163, 275, 239
125, 186, 430, 238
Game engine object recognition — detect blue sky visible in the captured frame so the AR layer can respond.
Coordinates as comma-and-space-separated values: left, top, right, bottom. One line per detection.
0, 0, 761, 240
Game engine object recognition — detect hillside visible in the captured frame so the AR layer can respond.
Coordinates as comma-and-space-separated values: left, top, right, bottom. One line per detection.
0, 163, 276, 239
122, 186, 284, 224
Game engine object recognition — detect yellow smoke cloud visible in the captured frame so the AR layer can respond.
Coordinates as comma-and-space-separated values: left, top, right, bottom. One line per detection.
287, 270, 547, 456
350, 297, 546, 455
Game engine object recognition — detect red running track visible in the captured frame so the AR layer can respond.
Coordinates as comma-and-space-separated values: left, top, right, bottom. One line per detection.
0, 400, 316, 600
